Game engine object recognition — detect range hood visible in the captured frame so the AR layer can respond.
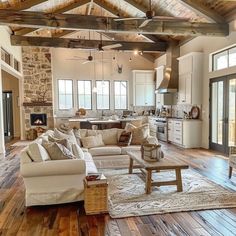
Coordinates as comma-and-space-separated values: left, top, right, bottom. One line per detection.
156, 43, 180, 94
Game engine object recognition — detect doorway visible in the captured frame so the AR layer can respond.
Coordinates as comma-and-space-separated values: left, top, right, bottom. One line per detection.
2, 91, 14, 142
210, 75, 236, 154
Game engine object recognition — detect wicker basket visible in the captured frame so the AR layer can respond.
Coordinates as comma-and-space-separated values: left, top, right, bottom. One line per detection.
84, 180, 108, 215
141, 143, 162, 162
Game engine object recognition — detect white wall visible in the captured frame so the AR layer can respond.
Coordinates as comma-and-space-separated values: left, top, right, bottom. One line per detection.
52, 48, 154, 115
0, 26, 23, 154
155, 21, 236, 149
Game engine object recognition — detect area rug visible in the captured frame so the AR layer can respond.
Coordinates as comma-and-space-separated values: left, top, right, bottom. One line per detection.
107, 169, 236, 218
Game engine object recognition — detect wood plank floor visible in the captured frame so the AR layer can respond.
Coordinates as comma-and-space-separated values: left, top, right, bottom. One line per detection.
0, 142, 236, 236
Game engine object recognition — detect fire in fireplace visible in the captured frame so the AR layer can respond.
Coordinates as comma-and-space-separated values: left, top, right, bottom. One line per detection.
30, 114, 47, 126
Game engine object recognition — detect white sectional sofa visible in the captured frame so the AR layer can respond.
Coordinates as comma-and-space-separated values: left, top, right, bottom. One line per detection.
20, 126, 151, 206
20, 131, 98, 207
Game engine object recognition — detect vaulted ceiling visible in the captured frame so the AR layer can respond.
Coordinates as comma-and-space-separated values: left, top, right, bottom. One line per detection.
0, 0, 235, 59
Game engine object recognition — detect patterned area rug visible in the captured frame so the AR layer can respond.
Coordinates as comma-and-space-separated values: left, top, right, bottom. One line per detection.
106, 169, 236, 218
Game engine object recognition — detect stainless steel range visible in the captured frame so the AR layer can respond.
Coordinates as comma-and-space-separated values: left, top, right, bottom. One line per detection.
156, 117, 168, 142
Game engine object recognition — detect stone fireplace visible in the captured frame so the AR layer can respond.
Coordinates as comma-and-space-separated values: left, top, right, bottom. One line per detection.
21, 47, 54, 139
30, 113, 47, 126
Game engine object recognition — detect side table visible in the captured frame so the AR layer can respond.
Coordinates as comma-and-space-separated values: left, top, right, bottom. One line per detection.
83, 179, 108, 215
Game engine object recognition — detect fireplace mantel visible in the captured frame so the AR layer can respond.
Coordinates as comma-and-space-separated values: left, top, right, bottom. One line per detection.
23, 102, 53, 107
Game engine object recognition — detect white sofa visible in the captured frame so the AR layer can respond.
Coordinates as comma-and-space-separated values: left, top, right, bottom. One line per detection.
20, 132, 97, 207
20, 126, 151, 206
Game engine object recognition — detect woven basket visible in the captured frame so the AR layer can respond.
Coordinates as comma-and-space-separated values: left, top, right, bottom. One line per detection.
84, 180, 108, 215
141, 143, 162, 162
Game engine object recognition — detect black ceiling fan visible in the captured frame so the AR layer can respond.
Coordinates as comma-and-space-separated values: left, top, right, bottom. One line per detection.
114, 0, 189, 28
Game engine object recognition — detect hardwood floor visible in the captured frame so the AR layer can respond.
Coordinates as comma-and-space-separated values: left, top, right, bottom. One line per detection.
0, 142, 236, 236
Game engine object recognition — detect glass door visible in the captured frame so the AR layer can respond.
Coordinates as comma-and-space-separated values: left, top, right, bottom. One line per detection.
210, 75, 236, 154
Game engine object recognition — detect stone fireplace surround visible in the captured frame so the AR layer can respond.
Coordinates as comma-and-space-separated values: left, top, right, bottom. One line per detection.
21, 47, 54, 139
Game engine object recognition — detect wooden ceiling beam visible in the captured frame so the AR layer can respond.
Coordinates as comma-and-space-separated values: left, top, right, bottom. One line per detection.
0, 10, 228, 37
14, 0, 90, 35
177, 0, 225, 23
10, 35, 167, 52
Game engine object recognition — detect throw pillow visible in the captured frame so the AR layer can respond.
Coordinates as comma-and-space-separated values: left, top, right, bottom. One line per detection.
118, 131, 132, 146
42, 140, 75, 160
48, 135, 72, 152
72, 143, 85, 159
101, 129, 118, 145
81, 134, 104, 149
131, 123, 150, 145
73, 129, 88, 146
54, 128, 77, 144
124, 123, 136, 133
28, 142, 51, 162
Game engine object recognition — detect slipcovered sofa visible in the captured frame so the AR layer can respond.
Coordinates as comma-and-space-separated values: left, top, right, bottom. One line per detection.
20, 124, 155, 206
20, 131, 98, 207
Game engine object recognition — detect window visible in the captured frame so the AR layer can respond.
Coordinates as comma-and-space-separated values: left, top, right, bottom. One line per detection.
114, 81, 128, 109
213, 46, 236, 71
1, 47, 11, 66
14, 58, 20, 72
58, 79, 73, 110
96, 81, 110, 109
78, 80, 92, 109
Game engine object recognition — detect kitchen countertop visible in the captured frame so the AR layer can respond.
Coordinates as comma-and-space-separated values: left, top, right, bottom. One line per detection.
67, 116, 143, 123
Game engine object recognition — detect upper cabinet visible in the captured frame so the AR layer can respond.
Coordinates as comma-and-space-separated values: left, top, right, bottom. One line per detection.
133, 70, 155, 106
177, 52, 203, 105
155, 66, 173, 106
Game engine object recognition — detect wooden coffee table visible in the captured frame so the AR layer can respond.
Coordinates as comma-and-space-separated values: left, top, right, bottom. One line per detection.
127, 151, 189, 194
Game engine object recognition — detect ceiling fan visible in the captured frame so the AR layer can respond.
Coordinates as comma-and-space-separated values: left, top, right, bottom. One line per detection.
114, 0, 189, 28
98, 33, 122, 51
68, 51, 110, 64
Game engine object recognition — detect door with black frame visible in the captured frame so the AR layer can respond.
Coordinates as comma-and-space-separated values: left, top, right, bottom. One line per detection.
2, 91, 14, 142
210, 75, 236, 154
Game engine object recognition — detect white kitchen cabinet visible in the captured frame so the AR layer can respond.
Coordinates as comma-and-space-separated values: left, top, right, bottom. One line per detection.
177, 52, 203, 105
133, 70, 155, 106
167, 118, 202, 148
155, 66, 173, 106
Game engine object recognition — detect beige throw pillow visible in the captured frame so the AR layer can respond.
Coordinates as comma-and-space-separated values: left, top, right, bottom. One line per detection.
48, 135, 72, 152
73, 129, 88, 146
42, 140, 75, 160
81, 134, 104, 149
72, 143, 85, 160
54, 128, 77, 144
126, 123, 150, 145
28, 142, 51, 162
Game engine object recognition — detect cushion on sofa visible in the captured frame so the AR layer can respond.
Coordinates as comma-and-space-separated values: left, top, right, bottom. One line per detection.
118, 131, 132, 146
42, 140, 75, 160
73, 129, 88, 146
54, 128, 77, 144
89, 146, 121, 156
81, 134, 104, 149
125, 123, 150, 145
121, 145, 141, 154
20, 150, 33, 164
72, 143, 84, 160
88, 129, 118, 145
28, 142, 51, 162
48, 135, 72, 152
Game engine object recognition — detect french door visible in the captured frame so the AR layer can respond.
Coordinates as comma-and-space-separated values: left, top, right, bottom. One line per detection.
210, 75, 236, 154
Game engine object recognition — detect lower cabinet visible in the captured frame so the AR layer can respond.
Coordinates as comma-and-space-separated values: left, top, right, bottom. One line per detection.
168, 119, 202, 148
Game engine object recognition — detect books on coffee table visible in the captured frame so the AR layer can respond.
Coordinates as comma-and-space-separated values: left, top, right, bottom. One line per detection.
85, 173, 107, 185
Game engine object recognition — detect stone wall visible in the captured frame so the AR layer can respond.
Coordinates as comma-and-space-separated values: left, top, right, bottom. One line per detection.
22, 47, 54, 137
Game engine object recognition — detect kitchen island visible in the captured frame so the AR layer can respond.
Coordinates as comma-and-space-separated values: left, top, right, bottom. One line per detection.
54, 116, 144, 129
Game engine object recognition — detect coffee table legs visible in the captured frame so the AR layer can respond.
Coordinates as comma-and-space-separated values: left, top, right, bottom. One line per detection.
129, 158, 134, 174
175, 168, 183, 192
146, 170, 152, 194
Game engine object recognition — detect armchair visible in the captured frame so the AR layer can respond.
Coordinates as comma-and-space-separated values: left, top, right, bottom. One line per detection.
229, 146, 236, 178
